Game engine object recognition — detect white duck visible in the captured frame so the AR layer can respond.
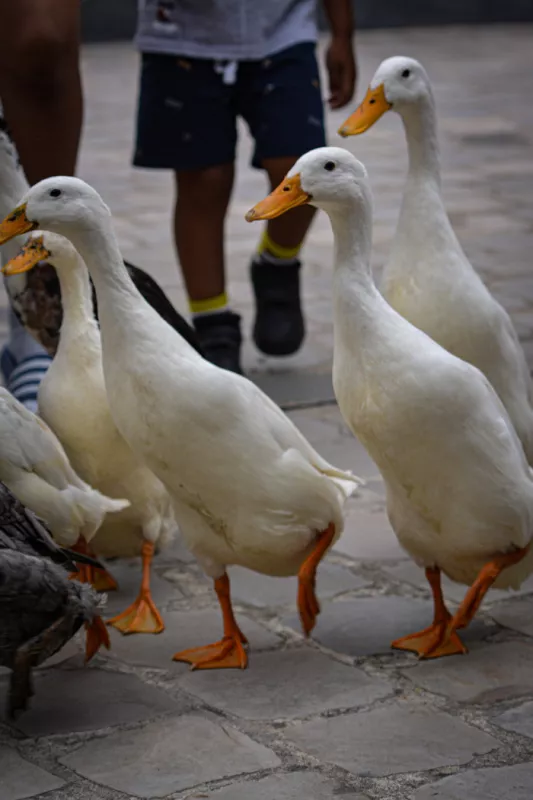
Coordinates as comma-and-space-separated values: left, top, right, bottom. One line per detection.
247, 147, 533, 659
338, 56, 533, 463
0, 386, 128, 551
0, 178, 360, 670
0, 124, 61, 353
3, 232, 177, 634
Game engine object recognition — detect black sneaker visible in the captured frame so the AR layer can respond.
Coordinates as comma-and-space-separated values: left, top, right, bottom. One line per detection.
193, 311, 243, 375
251, 257, 305, 356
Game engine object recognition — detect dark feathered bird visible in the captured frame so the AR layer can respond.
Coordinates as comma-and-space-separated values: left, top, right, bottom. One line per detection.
0, 481, 109, 718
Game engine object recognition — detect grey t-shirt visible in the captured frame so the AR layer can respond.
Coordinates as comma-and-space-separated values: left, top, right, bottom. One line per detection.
135, 0, 318, 60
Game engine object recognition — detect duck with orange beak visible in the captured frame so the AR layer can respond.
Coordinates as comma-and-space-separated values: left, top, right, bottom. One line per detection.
337, 56, 533, 467
0, 175, 361, 669
3, 230, 178, 636
246, 146, 533, 660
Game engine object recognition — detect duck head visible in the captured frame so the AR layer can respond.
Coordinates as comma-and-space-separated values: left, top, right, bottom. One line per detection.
245, 146, 370, 221
2, 230, 76, 277
0, 176, 112, 246
338, 56, 431, 136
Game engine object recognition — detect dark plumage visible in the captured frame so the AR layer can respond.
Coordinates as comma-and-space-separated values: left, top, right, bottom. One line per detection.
0, 483, 105, 573
0, 482, 107, 718
97, 261, 204, 356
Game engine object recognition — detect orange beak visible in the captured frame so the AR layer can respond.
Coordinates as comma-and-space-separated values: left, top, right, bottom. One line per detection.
2, 234, 51, 276
338, 83, 392, 137
0, 203, 38, 245
245, 174, 311, 222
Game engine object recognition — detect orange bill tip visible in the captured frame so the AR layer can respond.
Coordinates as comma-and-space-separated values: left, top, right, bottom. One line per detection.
245, 174, 310, 222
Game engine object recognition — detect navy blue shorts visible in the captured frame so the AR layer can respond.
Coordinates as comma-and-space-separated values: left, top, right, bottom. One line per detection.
133, 42, 326, 172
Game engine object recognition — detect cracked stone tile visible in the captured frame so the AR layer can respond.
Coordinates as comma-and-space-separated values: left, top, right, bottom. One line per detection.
60, 713, 280, 797
284, 700, 497, 777
0, 745, 65, 800
492, 700, 533, 739
413, 762, 533, 799
178, 648, 391, 720
7, 668, 184, 736
204, 771, 368, 799
283, 596, 494, 657
489, 596, 533, 636
107, 608, 281, 669
402, 641, 533, 703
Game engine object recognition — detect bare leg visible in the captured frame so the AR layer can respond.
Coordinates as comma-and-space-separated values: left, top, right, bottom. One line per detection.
173, 164, 234, 302
0, 0, 83, 182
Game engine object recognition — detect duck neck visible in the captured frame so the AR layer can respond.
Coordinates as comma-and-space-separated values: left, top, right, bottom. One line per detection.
64, 218, 143, 328
56, 253, 96, 340
400, 95, 441, 190
328, 200, 383, 335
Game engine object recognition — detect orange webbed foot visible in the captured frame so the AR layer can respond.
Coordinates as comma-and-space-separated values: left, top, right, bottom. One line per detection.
173, 630, 248, 670
107, 590, 165, 635
392, 622, 467, 659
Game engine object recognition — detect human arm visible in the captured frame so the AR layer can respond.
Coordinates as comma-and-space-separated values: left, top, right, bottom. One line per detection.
321, 0, 357, 109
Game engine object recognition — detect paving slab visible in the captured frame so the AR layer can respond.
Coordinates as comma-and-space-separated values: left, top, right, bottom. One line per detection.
107, 608, 281, 669
204, 771, 368, 799
402, 641, 533, 703
489, 596, 533, 636
493, 700, 533, 739
283, 596, 494, 657
0, 745, 65, 800
226, 562, 368, 608
413, 762, 533, 799
284, 700, 497, 777
178, 649, 391, 720
382, 559, 533, 604
60, 713, 280, 797
7, 668, 183, 737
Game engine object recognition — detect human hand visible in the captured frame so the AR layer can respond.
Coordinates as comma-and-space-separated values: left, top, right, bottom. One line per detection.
326, 35, 357, 110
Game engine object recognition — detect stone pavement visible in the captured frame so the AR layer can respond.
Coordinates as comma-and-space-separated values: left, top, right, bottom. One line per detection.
1, 22, 533, 800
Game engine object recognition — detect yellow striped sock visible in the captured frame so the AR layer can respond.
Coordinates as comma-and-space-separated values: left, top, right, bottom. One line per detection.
189, 292, 228, 315
257, 229, 302, 261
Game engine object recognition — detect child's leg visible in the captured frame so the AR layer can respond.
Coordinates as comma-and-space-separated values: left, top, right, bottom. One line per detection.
133, 54, 242, 373
240, 43, 327, 357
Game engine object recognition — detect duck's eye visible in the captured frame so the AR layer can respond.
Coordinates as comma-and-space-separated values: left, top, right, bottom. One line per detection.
324, 161, 336, 172
401, 68, 411, 79
49, 188, 61, 198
